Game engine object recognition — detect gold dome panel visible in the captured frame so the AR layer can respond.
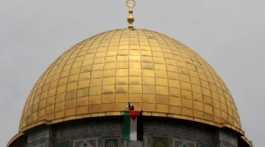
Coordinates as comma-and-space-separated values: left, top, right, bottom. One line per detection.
20, 29, 242, 134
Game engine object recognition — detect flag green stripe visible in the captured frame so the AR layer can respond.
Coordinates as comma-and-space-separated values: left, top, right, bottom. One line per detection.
122, 111, 130, 140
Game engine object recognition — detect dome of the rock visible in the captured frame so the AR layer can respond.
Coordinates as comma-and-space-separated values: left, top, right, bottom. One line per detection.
19, 28, 242, 133
8, 28, 252, 147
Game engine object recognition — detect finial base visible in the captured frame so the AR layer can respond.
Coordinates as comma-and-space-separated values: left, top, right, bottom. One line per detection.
128, 25, 135, 30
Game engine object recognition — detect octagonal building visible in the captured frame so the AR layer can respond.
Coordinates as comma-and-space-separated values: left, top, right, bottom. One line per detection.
8, 2, 252, 147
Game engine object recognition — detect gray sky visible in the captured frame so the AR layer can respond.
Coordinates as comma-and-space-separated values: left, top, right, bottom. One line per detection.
0, 0, 264, 147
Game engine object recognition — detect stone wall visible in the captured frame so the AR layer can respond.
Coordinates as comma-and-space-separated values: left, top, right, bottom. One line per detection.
218, 130, 238, 147
10, 117, 239, 147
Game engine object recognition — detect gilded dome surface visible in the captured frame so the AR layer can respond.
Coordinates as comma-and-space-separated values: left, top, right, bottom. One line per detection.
20, 29, 242, 134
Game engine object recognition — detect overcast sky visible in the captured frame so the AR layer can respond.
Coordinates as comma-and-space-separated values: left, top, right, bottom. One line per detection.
0, 0, 264, 147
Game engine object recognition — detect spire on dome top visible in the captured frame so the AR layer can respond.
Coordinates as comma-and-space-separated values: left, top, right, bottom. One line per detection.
126, 0, 136, 30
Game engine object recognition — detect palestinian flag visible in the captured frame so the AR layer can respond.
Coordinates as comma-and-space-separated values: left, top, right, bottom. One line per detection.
122, 104, 143, 141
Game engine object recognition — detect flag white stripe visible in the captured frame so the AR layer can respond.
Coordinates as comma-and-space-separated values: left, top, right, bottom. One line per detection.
130, 118, 137, 141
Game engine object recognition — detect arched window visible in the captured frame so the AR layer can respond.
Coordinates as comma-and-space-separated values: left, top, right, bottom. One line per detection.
152, 137, 169, 147
80, 142, 88, 147
104, 139, 118, 147
73, 138, 98, 147
173, 139, 196, 147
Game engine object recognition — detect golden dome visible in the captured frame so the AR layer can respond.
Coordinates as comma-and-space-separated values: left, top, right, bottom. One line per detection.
20, 28, 242, 134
